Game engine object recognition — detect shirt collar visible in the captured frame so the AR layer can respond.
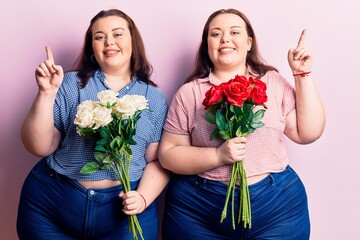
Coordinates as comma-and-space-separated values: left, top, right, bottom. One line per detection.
197, 66, 259, 85
94, 69, 139, 92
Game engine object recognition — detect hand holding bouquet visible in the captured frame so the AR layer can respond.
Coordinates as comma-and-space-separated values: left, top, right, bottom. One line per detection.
202, 75, 267, 229
74, 90, 149, 240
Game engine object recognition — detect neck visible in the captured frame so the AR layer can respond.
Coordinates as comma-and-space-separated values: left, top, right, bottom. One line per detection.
103, 70, 132, 92
211, 65, 248, 83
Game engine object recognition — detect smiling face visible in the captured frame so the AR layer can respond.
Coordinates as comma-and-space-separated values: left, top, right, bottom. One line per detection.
91, 16, 132, 73
207, 13, 252, 71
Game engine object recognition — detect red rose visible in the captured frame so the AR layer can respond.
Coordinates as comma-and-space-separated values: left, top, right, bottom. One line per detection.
202, 84, 225, 110
248, 77, 268, 107
223, 75, 252, 107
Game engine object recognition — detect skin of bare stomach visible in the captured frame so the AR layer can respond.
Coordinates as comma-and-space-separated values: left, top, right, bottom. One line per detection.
78, 179, 121, 189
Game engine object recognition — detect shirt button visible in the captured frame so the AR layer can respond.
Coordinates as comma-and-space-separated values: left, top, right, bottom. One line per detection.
126, 86, 129, 89
90, 190, 95, 195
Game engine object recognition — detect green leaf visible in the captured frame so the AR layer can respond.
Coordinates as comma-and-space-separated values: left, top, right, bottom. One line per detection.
235, 126, 243, 137
101, 164, 111, 170
99, 127, 111, 139
210, 129, 220, 140
241, 126, 249, 134
239, 115, 248, 125
94, 152, 107, 162
205, 112, 216, 124
243, 102, 253, 112
248, 128, 255, 134
219, 130, 231, 140
246, 109, 254, 122
95, 145, 108, 153
250, 121, 265, 129
124, 145, 133, 155
103, 154, 115, 163
96, 138, 108, 147
253, 109, 266, 121
234, 105, 243, 116
216, 111, 227, 131
110, 136, 123, 150
127, 138, 137, 145
80, 162, 99, 174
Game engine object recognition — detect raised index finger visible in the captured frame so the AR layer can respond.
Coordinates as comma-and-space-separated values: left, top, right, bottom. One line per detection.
297, 29, 307, 48
45, 46, 55, 63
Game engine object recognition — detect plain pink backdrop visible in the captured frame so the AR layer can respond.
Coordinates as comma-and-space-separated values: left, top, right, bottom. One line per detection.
1, 0, 359, 239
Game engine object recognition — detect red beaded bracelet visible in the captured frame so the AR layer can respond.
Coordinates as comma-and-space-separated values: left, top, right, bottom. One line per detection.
139, 193, 147, 209
293, 71, 311, 77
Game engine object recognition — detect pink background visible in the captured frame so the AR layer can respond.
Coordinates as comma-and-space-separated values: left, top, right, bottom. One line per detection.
1, 0, 359, 239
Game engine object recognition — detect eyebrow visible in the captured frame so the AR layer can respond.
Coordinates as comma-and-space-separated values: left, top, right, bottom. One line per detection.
210, 26, 242, 31
93, 27, 125, 35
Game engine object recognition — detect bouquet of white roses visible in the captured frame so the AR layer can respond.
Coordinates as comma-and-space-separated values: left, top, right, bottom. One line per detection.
74, 89, 149, 240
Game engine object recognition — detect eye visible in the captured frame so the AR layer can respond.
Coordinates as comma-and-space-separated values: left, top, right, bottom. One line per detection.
231, 31, 240, 35
114, 32, 123, 38
210, 32, 221, 37
94, 35, 105, 41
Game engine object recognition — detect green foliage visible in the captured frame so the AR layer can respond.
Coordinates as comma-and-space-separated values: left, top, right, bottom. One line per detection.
206, 100, 266, 230
79, 162, 99, 174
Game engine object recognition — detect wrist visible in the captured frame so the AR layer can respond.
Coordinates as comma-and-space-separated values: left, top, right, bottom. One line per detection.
292, 71, 311, 77
139, 193, 147, 211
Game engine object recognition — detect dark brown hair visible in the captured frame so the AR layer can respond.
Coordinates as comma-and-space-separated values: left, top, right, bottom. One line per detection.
185, 8, 277, 83
74, 9, 156, 87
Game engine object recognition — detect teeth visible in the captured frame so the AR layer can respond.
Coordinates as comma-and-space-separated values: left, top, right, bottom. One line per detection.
105, 51, 117, 54
219, 48, 233, 53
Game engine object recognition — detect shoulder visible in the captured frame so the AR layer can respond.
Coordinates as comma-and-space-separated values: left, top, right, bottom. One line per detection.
175, 78, 207, 96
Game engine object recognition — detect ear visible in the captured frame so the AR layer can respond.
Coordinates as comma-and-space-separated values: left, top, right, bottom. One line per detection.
247, 37, 253, 51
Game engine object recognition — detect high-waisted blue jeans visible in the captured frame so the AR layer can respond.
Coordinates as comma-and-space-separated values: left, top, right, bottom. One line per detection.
162, 166, 310, 240
17, 158, 159, 240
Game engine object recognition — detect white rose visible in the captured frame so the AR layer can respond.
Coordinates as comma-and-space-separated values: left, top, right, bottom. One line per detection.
128, 95, 148, 111
74, 100, 96, 128
97, 90, 119, 107
92, 105, 113, 129
113, 95, 148, 119
114, 98, 137, 119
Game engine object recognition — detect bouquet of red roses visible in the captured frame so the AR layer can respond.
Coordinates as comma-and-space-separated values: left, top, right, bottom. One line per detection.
202, 75, 267, 229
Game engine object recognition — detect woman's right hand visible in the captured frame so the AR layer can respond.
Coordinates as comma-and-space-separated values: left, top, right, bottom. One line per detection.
217, 136, 247, 165
35, 46, 64, 94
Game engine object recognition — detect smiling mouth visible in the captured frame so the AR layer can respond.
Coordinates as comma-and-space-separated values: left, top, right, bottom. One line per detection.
104, 50, 119, 55
219, 47, 235, 52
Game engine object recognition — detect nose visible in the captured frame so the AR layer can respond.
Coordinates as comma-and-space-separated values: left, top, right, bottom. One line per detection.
105, 36, 114, 46
221, 34, 230, 44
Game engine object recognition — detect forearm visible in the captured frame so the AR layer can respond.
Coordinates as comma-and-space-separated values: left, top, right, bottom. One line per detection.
294, 75, 326, 142
21, 91, 58, 156
136, 161, 170, 207
159, 144, 220, 175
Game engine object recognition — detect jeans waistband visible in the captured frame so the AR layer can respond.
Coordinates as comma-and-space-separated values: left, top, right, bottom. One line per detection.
173, 165, 291, 193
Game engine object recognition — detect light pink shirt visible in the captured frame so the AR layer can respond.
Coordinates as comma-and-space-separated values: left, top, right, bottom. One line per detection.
164, 70, 296, 181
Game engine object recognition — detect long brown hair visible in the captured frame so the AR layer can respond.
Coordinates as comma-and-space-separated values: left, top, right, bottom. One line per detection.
74, 9, 156, 87
185, 8, 277, 83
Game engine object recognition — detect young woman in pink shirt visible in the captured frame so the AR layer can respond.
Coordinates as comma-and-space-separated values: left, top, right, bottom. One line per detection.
159, 8, 325, 239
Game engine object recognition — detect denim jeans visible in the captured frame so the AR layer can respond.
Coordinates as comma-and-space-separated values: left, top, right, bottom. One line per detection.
17, 158, 159, 240
162, 166, 310, 240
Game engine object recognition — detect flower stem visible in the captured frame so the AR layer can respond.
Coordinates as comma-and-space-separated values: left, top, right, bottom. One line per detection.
221, 161, 252, 229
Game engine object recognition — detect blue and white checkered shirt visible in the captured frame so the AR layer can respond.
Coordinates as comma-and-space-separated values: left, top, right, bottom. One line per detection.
46, 70, 168, 181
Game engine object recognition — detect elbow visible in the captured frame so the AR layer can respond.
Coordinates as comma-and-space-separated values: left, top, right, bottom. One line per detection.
21, 135, 54, 157
22, 143, 51, 157
297, 127, 325, 145
158, 154, 173, 172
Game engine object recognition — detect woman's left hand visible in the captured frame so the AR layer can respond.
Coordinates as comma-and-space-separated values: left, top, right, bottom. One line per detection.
288, 29, 313, 74
119, 190, 146, 215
